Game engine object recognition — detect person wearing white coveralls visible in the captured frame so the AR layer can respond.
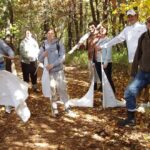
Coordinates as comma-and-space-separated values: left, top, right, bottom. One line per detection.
38, 29, 71, 116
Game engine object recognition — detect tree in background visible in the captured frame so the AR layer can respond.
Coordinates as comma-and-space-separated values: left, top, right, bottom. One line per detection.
0, 0, 149, 51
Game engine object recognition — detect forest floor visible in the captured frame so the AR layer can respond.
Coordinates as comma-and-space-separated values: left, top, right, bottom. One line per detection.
0, 57, 150, 150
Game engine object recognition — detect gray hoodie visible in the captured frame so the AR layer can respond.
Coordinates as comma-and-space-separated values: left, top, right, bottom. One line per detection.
0, 39, 14, 62
38, 39, 65, 73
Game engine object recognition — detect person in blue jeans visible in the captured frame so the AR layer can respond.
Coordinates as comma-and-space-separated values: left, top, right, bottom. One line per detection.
118, 16, 150, 127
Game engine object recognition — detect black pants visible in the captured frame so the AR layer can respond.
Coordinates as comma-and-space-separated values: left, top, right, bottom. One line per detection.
21, 61, 37, 85
5, 59, 12, 72
95, 61, 116, 93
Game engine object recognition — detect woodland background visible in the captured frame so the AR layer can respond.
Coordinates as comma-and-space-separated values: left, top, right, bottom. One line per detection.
0, 0, 150, 149
0, 0, 150, 52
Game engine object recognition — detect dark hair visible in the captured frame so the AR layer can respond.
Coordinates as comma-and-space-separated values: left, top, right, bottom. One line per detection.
88, 21, 99, 27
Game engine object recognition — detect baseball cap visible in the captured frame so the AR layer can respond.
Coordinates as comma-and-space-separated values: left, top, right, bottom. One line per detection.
127, 9, 136, 16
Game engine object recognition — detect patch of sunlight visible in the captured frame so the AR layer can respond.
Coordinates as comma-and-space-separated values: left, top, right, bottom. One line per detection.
74, 132, 85, 137
71, 128, 91, 137
63, 117, 75, 123
0, 106, 5, 111
65, 111, 79, 118
143, 133, 150, 141
40, 123, 50, 129
45, 129, 56, 133
47, 117, 57, 122
124, 131, 150, 141
83, 114, 106, 123
12, 141, 24, 146
34, 142, 51, 148
68, 78, 89, 87
92, 134, 105, 141
30, 93, 40, 98
130, 132, 144, 140
71, 128, 78, 132
4, 137, 14, 142
81, 131, 90, 136
65, 66, 76, 71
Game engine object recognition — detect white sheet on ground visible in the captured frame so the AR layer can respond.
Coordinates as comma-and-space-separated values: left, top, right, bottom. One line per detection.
101, 66, 126, 108
68, 62, 94, 107
0, 70, 30, 122
68, 75, 94, 107
41, 57, 51, 98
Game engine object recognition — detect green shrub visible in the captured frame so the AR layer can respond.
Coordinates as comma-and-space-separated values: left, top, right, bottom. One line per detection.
112, 47, 128, 65
65, 50, 88, 68
65, 47, 128, 68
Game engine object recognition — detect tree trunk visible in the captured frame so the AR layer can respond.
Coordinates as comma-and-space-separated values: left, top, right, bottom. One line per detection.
68, 21, 72, 50
89, 0, 96, 22
72, 0, 79, 42
95, 0, 99, 22
6, 0, 14, 35
79, 0, 83, 35
103, 0, 109, 21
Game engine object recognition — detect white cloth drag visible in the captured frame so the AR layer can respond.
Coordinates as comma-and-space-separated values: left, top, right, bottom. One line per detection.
68, 75, 94, 107
41, 57, 51, 98
0, 70, 30, 122
68, 62, 94, 107
101, 66, 126, 108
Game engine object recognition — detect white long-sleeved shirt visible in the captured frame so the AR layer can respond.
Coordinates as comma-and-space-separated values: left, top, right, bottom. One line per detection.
20, 37, 40, 63
101, 22, 146, 63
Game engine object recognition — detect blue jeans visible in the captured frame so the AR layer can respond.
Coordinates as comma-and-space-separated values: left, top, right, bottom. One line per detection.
124, 70, 150, 111
0, 62, 5, 70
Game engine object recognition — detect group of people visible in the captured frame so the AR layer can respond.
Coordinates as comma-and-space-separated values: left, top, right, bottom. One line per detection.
0, 8, 150, 126
0, 28, 72, 117
86, 21, 115, 94
86, 9, 150, 127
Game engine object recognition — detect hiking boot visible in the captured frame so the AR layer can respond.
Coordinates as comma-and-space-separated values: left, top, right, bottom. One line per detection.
65, 107, 71, 113
118, 118, 136, 127
51, 107, 59, 117
118, 111, 136, 127
65, 107, 77, 117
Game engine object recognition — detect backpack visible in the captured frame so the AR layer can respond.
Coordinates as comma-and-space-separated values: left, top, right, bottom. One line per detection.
42, 40, 60, 56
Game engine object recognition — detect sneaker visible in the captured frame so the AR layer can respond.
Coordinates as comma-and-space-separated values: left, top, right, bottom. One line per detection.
51, 102, 59, 117
54, 109, 59, 116
5, 106, 11, 113
65, 108, 77, 117
65, 107, 71, 113
51, 107, 59, 117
